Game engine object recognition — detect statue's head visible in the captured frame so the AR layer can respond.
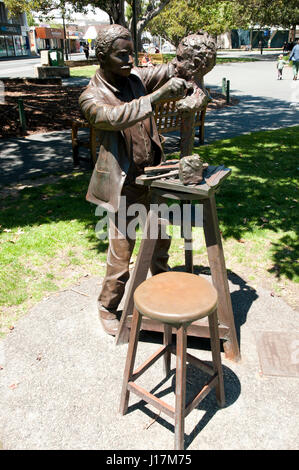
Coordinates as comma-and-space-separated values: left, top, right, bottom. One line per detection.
174, 31, 216, 80
95, 24, 134, 80
95, 24, 132, 64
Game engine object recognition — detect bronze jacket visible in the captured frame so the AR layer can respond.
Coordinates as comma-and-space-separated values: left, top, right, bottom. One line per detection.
79, 63, 174, 212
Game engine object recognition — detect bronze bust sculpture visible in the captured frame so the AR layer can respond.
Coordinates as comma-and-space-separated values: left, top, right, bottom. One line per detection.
174, 31, 216, 113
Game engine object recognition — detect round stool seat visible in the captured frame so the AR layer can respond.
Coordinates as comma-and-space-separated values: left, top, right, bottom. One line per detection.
134, 271, 218, 326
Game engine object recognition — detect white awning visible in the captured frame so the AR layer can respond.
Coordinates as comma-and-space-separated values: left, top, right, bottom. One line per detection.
83, 26, 98, 40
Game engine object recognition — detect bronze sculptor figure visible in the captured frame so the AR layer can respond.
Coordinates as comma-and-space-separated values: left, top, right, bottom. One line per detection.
79, 24, 188, 335
79, 26, 217, 336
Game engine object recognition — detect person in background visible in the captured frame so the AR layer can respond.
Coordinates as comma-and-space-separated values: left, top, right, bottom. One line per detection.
289, 39, 299, 80
141, 53, 154, 67
282, 42, 288, 56
258, 40, 263, 55
83, 43, 89, 60
276, 54, 288, 80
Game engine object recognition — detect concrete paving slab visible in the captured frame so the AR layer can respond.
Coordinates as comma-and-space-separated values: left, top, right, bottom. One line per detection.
0, 275, 298, 450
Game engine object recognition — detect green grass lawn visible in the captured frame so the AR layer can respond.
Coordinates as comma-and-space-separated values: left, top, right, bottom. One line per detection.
70, 64, 99, 78
0, 126, 298, 336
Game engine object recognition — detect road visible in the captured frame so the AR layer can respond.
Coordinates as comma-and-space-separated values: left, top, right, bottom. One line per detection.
0, 52, 94, 78
0, 49, 281, 78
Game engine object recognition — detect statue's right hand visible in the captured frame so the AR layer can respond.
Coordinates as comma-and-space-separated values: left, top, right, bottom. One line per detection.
150, 78, 190, 105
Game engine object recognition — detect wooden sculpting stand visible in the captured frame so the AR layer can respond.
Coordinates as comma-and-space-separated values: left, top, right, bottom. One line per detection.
116, 166, 241, 361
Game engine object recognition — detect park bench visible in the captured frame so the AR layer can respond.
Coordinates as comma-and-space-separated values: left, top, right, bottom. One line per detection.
138, 52, 164, 65
71, 99, 207, 166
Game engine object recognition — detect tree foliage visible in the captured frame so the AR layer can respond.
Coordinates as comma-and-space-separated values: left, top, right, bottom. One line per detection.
148, 0, 250, 46
244, 0, 299, 29
189, 1, 299, 29
4, 0, 172, 49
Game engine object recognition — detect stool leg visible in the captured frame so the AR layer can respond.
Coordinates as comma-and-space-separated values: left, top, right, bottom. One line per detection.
208, 310, 225, 408
163, 324, 172, 376
174, 325, 187, 450
119, 308, 142, 415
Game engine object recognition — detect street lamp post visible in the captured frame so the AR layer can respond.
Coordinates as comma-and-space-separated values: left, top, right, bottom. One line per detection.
62, 11, 69, 60
132, 0, 138, 66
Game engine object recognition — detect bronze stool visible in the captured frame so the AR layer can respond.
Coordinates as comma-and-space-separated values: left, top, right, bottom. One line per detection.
119, 271, 225, 450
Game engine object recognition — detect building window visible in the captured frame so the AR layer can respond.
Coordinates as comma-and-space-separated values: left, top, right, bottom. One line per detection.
0, 2, 7, 23
0, 35, 6, 56
6, 35, 15, 55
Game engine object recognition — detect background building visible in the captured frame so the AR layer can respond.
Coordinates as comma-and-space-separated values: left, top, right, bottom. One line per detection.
0, 1, 30, 58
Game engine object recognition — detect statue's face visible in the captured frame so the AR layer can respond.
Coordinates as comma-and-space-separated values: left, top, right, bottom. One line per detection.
102, 38, 134, 80
174, 42, 216, 79
174, 44, 195, 80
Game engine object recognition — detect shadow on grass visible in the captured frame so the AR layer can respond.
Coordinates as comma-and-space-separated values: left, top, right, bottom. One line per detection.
0, 107, 298, 281
193, 126, 299, 282
0, 169, 108, 255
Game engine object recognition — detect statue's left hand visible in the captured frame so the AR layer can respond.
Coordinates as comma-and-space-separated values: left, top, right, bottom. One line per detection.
176, 88, 209, 113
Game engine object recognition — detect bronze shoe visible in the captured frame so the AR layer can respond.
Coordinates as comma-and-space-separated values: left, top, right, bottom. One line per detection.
99, 306, 120, 336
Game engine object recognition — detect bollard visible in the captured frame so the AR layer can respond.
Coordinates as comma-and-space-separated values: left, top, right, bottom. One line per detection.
18, 98, 27, 134
226, 79, 230, 104
222, 77, 226, 95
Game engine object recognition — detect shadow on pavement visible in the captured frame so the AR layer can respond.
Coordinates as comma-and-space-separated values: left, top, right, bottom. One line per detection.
126, 363, 241, 450
0, 129, 91, 187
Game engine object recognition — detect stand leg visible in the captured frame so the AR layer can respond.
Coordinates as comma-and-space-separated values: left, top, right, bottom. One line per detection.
203, 194, 240, 361
115, 208, 159, 345
208, 310, 225, 407
181, 201, 193, 273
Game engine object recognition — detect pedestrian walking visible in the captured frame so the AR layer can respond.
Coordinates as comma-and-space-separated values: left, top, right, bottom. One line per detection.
83, 43, 89, 60
258, 40, 263, 55
289, 39, 299, 80
276, 54, 288, 80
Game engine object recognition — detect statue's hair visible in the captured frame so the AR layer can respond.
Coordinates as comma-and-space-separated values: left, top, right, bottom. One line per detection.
178, 31, 216, 69
95, 24, 131, 62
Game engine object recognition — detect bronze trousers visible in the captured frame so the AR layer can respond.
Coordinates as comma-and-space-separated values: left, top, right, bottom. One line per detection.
99, 183, 171, 310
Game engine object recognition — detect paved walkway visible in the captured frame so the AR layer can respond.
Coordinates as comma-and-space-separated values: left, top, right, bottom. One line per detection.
0, 60, 298, 450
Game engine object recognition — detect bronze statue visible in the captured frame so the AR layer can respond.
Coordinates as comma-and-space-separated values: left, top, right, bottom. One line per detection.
79, 24, 188, 335
79, 25, 216, 336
